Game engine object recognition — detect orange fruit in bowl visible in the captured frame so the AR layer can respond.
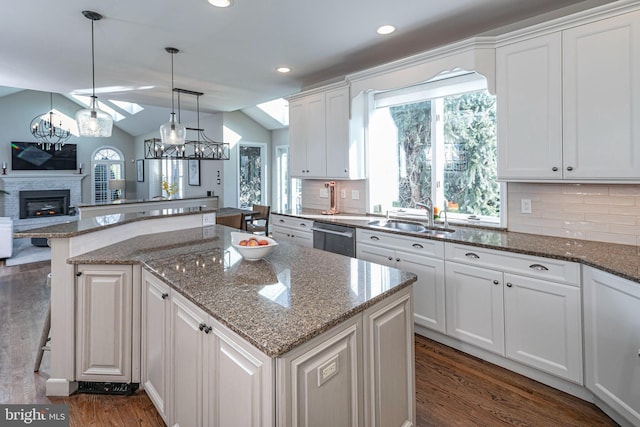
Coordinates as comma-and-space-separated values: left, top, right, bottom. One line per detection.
258, 239, 269, 246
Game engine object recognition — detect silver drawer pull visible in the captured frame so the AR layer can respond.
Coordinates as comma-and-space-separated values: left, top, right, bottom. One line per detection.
465, 252, 480, 259
300, 223, 308, 228
412, 243, 424, 249
529, 264, 549, 271
370, 236, 380, 241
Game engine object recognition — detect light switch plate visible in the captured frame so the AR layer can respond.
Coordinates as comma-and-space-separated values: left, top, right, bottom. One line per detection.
203, 213, 217, 226
351, 190, 360, 200
320, 188, 329, 198
341, 189, 346, 199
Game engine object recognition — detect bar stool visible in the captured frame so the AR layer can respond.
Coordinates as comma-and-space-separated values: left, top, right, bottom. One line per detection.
34, 272, 52, 372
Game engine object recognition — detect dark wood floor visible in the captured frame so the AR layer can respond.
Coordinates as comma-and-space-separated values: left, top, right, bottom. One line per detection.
1, 260, 618, 426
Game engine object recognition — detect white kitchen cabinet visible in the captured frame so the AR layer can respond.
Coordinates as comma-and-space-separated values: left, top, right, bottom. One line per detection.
75, 264, 139, 383
141, 270, 170, 424
497, 8, 640, 181
169, 292, 208, 427
288, 84, 364, 179
445, 261, 505, 354
562, 10, 640, 180
496, 33, 563, 180
362, 287, 415, 427
583, 266, 640, 426
444, 243, 583, 383
289, 92, 326, 178
168, 291, 274, 427
503, 273, 582, 383
271, 214, 314, 248
356, 229, 446, 333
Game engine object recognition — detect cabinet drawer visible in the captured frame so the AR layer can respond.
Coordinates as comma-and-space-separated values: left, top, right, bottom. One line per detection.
271, 215, 314, 231
357, 229, 444, 258
445, 243, 580, 285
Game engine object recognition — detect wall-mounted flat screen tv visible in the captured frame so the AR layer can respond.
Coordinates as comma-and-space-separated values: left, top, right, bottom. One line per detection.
11, 142, 77, 171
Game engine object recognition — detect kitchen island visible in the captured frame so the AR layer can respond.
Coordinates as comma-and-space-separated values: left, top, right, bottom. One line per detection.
17, 213, 417, 426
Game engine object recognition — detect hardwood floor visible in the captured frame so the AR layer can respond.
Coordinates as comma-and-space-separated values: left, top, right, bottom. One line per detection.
1, 261, 618, 426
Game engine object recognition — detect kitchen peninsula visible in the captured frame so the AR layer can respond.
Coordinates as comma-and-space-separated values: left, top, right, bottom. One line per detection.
75, 194, 219, 219
16, 210, 417, 426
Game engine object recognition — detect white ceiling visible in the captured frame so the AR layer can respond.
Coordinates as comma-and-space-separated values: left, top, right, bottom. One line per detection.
0, 0, 613, 136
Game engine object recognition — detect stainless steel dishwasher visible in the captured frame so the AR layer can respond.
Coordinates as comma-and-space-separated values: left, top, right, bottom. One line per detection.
311, 222, 356, 257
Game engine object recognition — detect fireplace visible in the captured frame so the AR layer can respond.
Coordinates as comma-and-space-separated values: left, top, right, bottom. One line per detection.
19, 190, 71, 219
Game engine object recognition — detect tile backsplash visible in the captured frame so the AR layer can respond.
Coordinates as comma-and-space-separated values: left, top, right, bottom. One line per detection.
508, 182, 640, 246
301, 180, 367, 213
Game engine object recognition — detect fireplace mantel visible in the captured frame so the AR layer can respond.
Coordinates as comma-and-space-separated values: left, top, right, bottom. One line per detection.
2, 174, 87, 231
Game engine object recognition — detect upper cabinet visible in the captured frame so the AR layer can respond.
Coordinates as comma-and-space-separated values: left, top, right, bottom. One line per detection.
288, 84, 364, 179
497, 8, 640, 181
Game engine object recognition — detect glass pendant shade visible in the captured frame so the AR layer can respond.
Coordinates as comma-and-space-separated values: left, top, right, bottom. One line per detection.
160, 112, 186, 145
75, 96, 113, 137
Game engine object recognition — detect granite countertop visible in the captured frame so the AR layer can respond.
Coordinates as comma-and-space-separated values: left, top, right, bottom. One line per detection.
67, 226, 417, 357
76, 195, 218, 208
275, 209, 640, 285
12, 206, 244, 239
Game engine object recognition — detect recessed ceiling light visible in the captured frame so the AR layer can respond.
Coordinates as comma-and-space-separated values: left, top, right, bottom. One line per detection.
276, 66, 291, 73
208, 0, 232, 7
377, 25, 396, 35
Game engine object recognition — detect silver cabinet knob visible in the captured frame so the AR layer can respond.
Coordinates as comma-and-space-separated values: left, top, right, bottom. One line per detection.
506, 282, 513, 288
552, 167, 558, 172
493, 280, 499, 285
566, 166, 574, 171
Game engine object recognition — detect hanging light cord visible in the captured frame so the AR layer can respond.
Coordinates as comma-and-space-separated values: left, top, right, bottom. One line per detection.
171, 51, 175, 114
90, 17, 96, 100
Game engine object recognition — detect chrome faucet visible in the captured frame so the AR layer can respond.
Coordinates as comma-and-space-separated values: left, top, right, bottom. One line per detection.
416, 198, 434, 227
440, 209, 449, 229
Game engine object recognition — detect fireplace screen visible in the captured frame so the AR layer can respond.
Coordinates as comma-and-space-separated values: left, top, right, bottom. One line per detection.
19, 190, 70, 219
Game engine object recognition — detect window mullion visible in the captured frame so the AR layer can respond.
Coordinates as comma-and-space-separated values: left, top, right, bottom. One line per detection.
432, 98, 445, 211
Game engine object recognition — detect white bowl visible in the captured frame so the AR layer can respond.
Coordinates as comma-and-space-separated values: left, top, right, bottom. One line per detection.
230, 232, 278, 261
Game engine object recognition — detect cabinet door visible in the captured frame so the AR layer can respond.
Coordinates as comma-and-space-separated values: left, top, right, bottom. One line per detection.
399, 250, 446, 334
363, 287, 414, 427
288, 98, 308, 177
497, 33, 563, 180
169, 294, 207, 427
445, 262, 504, 355
141, 271, 170, 423
325, 86, 351, 178
503, 273, 582, 383
305, 93, 327, 177
207, 322, 273, 427
290, 230, 314, 248
583, 267, 640, 426
563, 10, 640, 179
76, 264, 133, 382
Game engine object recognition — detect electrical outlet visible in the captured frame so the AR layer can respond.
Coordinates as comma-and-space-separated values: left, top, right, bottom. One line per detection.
521, 199, 532, 214
351, 190, 360, 200
340, 189, 346, 199
202, 213, 217, 226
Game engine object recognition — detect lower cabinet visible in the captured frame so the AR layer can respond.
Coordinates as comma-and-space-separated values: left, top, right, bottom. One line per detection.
583, 266, 640, 426
271, 214, 314, 248
75, 264, 139, 383
142, 270, 273, 427
444, 244, 583, 384
356, 229, 445, 334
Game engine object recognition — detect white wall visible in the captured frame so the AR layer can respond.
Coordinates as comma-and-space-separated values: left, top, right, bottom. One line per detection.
222, 111, 272, 208
0, 89, 135, 207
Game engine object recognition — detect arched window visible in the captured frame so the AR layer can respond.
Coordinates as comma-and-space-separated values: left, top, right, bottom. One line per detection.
92, 147, 125, 204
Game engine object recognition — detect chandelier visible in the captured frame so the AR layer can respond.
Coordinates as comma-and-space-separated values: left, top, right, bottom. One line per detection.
159, 47, 186, 146
30, 92, 71, 151
145, 88, 229, 160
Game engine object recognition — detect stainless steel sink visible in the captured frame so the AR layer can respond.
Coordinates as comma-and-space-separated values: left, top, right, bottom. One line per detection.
367, 219, 455, 235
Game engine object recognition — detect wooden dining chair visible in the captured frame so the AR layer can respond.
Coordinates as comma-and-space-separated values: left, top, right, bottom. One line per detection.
216, 213, 244, 229
245, 204, 270, 235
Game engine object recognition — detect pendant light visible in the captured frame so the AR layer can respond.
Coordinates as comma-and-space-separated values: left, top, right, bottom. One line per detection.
159, 47, 186, 146
75, 10, 113, 138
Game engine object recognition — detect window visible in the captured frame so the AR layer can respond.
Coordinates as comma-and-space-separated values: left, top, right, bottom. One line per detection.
238, 143, 267, 208
92, 147, 125, 204
368, 73, 501, 224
